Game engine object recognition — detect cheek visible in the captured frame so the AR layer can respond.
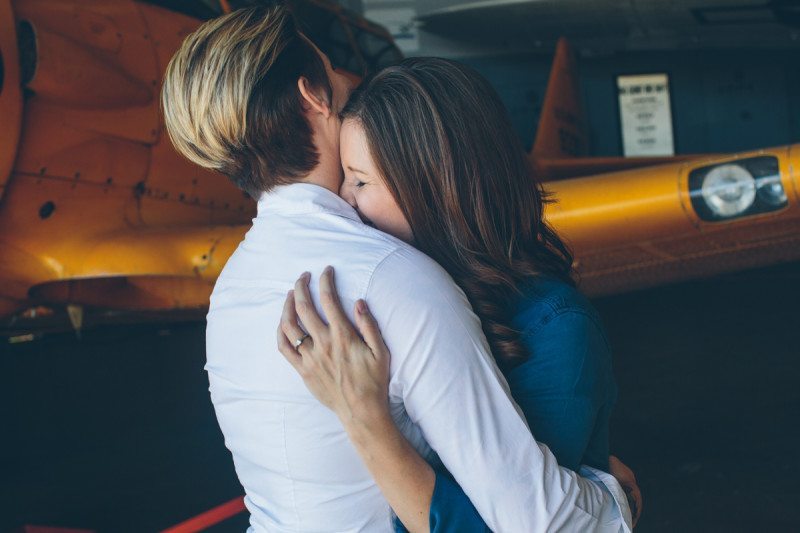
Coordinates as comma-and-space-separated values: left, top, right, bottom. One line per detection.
387, 204, 413, 242
353, 189, 381, 219
362, 191, 412, 242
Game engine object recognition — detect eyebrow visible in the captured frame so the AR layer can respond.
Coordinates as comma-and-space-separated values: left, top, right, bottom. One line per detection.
347, 166, 368, 175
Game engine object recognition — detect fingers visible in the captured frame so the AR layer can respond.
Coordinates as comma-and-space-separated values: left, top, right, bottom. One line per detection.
277, 291, 305, 368
609, 455, 642, 528
280, 289, 316, 367
280, 290, 306, 342
630, 484, 642, 527
277, 324, 303, 371
354, 299, 389, 360
319, 266, 351, 331
293, 272, 327, 335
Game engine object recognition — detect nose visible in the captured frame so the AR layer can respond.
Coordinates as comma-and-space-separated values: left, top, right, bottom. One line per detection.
338, 182, 357, 207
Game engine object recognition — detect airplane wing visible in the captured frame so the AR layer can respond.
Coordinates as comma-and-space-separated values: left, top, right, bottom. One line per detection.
547, 145, 800, 296
1, 0, 798, 332
2, 225, 247, 317
527, 38, 800, 295
0, 0, 403, 327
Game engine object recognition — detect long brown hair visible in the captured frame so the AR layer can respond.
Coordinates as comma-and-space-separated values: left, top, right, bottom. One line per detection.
341, 58, 574, 370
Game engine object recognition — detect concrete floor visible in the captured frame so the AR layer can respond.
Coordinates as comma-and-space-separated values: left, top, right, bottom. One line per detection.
599, 261, 800, 532
3, 262, 799, 532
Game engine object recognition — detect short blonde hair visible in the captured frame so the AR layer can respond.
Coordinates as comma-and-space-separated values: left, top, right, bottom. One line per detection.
161, 4, 331, 196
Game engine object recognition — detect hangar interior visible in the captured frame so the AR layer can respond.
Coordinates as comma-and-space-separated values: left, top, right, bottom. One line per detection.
3, 1, 800, 532
357, 0, 800, 154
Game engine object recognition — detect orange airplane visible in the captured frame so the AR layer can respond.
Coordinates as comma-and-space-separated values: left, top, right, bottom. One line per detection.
1, 0, 798, 335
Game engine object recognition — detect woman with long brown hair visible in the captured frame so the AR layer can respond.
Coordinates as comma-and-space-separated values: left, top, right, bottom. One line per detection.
277, 57, 640, 531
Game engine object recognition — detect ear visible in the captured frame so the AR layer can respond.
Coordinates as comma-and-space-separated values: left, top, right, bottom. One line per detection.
298, 77, 331, 119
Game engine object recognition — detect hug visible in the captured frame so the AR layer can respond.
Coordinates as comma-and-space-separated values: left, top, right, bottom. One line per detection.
161, 4, 640, 532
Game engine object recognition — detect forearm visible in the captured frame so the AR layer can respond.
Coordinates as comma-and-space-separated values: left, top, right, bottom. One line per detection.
344, 411, 434, 533
367, 254, 628, 530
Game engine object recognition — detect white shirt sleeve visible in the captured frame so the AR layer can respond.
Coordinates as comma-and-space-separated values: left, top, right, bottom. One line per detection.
367, 247, 628, 532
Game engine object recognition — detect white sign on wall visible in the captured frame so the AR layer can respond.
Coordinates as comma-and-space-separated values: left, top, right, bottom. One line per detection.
617, 74, 674, 157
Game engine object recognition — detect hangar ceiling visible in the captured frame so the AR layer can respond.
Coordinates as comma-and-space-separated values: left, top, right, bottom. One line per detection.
409, 0, 800, 52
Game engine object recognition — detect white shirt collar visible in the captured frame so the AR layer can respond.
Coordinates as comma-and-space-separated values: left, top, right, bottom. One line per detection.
257, 182, 361, 222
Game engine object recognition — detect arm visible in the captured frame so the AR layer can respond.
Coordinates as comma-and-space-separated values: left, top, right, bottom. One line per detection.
508, 309, 613, 471
347, 408, 436, 532
512, 308, 642, 527
421, 309, 614, 530
278, 268, 434, 532
279, 270, 489, 533
281, 253, 630, 532
367, 250, 623, 531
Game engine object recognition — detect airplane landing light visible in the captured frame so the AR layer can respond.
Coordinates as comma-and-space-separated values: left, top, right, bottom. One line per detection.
689, 156, 789, 222
701, 164, 756, 218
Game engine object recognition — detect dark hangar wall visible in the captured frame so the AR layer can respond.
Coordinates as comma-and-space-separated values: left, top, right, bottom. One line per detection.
459, 48, 800, 156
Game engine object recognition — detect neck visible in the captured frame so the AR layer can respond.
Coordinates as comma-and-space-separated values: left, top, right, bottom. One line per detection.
301, 162, 340, 194
267, 162, 339, 197
297, 128, 342, 194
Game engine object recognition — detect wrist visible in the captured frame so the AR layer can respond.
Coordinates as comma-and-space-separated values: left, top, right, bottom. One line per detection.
342, 404, 395, 444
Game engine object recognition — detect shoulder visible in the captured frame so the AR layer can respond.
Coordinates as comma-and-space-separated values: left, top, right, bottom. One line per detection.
512, 277, 604, 339
371, 243, 455, 288
507, 279, 613, 391
364, 238, 486, 358
367, 243, 475, 319
216, 211, 409, 288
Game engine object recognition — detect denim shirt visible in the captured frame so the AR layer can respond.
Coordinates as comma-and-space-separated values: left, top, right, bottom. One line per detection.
395, 276, 618, 532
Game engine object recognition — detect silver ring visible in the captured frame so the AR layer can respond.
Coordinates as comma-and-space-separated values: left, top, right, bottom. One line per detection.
294, 333, 310, 349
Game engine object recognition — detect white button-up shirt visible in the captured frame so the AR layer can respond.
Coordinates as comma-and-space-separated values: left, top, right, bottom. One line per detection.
205, 183, 631, 532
